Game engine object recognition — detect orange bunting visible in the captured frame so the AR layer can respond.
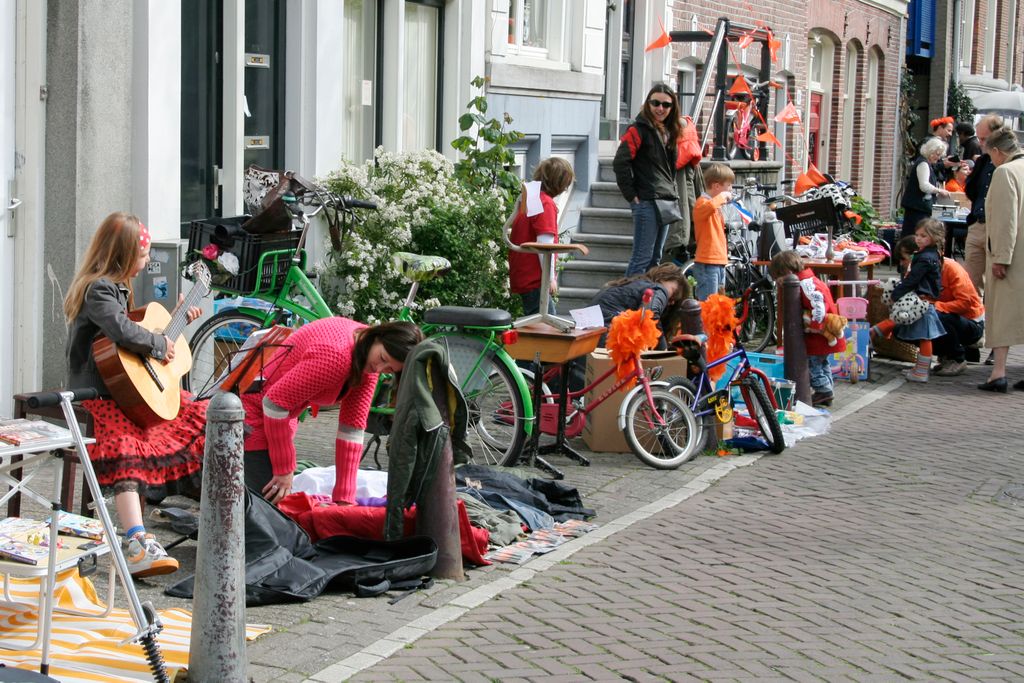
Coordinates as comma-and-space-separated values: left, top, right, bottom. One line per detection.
606, 308, 662, 390
767, 30, 781, 63
774, 101, 801, 125
700, 294, 739, 384
844, 210, 863, 225
729, 75, 753, 96
737, 33, 754, 50
795, 163, 828, 194
756, 131, 782, 148
644, 16, 672, 53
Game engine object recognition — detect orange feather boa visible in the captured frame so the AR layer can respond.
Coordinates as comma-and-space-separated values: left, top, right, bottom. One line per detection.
701, 294, 739, 383
606, 308, 661, 390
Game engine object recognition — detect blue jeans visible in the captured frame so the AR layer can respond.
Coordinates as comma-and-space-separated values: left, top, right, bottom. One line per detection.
808, 354, 834, 394
692, 262, 726, 300
625, 200, 669, 276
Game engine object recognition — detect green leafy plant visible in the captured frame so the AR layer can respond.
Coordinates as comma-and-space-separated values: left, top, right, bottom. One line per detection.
946, 77, 977, 123
451, 76, 526, 207
848, 195, 880, 242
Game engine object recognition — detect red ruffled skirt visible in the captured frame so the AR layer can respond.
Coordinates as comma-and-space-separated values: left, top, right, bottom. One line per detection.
82, 392, 208, 503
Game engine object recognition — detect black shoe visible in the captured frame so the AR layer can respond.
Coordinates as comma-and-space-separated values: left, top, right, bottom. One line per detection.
978, 377, 1008, 393
1014, 379, 1024, 392
811, 391, 834, 407
985, 351, 995, 365
964, 347, 980, 363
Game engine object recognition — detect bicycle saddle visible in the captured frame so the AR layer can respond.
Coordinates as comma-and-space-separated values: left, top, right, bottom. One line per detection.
423, 306, 513, 328
392, 252, 451, 283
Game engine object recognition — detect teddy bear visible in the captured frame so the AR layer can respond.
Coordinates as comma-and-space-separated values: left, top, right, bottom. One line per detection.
802, 312, 848, 346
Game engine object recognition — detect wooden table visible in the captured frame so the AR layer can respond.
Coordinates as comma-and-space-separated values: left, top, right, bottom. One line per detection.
504, 323, 605, 479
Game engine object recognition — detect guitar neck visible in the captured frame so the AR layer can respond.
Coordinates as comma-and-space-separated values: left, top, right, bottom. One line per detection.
164, 280, 209, 341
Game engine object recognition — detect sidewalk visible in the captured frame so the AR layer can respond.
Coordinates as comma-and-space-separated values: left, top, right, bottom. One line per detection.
176, 348, 917, 681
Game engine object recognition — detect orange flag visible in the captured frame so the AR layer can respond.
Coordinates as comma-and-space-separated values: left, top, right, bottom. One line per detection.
729, 75, 753, 96
767, 30, 782, 63
737, 33, 754, 50
774, 101, 801, 125
756, 131, 782, 148
844, 210, 863, 225
795, 163, 828, 194
644, 16, 671, 52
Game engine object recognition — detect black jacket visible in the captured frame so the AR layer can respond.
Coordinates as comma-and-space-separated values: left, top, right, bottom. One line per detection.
893, 246, 942, 302
589, 281, 672, 350
612, 115, 679, 203
901, 156, 939, 214
66, 278, 167, 395
964, 153, 996, 226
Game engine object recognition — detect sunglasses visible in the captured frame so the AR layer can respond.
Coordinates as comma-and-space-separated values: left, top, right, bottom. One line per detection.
649, 100, 673, 109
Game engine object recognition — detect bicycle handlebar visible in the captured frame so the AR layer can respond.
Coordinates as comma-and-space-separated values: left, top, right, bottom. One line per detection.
24, 388, 99, 408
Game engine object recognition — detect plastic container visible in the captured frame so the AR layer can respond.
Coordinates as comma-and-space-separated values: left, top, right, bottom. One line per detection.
187, 216, 303, 296
718, 351, 786, 402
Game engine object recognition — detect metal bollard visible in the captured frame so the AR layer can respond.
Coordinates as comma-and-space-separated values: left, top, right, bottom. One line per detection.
781, 274, 812, 405
841, 252, 860, 299
680, 298, 705, 336
188, 391, 247, 682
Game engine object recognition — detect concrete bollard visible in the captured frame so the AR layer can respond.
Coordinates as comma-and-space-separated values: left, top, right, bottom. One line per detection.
781, 274, 812, 405
188, 391, 247, 682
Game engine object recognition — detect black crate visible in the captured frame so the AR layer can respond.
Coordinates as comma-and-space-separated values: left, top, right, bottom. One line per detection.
187, 216, 303, 295
775, 198, 841, 248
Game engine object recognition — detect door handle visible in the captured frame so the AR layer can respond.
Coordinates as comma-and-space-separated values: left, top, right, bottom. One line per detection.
6, 195, 21, 238
8, 197, 22, 212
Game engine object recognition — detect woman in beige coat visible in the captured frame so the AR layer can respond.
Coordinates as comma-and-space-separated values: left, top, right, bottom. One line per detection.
978, 128, 1024, 392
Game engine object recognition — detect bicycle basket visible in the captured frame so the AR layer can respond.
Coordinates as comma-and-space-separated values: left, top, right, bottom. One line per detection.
774, 197, 841, 248
187, 216, 303, 296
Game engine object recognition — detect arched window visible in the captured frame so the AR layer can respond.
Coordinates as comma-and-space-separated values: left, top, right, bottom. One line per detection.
861, 49, 882, 202
839, 42, 860, 180
807, 32, 835, 171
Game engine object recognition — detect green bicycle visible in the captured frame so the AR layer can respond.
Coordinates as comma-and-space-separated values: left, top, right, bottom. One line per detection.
183, 189, 534, 466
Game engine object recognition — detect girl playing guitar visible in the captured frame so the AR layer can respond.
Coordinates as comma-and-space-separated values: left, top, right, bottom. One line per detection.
64, 212, 206, 578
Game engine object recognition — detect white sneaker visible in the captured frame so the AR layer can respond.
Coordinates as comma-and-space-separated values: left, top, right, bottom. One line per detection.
125, 534, 179, 578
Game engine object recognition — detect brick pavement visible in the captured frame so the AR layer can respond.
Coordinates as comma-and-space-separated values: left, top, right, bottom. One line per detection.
309, 350, 1024, 682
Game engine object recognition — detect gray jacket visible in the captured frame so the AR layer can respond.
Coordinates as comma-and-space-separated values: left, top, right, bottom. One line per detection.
66, 278, 167, 395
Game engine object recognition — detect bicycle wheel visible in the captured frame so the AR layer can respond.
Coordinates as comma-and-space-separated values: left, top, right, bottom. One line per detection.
186, 311, 266, 399
623, 388, 699, 469
662, 376, 714, 454
739, 378, 785, 454
433, 334, 527, 467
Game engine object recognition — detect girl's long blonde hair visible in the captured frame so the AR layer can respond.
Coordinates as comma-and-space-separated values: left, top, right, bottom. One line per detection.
63, 212, 143, 322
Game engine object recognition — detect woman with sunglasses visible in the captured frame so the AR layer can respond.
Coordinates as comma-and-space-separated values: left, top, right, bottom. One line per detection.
613, 83, 694, 276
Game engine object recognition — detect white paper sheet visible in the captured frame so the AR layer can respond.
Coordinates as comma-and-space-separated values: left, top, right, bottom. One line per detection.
570, 305, 605, 329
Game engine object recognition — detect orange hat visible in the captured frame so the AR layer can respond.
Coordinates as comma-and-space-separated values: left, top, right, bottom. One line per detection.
929, 116, 954, 130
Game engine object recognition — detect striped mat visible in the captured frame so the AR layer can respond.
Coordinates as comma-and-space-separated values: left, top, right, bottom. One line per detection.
0, 569, 270, 682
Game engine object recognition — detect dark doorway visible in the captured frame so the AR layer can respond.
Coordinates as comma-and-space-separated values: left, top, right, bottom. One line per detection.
618, 0, 635, 136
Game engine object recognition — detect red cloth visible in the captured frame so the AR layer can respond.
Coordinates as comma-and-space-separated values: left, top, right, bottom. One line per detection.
82, 393, 206, 499
242, 317, 378, 479
797, 268, 847, 356
277, 493, 491, 566
508, 192, 558, 294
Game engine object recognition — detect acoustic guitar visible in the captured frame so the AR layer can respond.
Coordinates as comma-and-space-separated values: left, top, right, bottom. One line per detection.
93, 262, 212, 428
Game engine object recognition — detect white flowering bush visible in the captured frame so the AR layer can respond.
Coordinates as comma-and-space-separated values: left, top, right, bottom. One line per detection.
315, 147, 515, 323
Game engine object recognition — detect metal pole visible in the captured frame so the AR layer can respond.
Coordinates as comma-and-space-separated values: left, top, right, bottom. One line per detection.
680, 298, 705, 336
781, 274, 812, 404
189, 391, 247, 682
841, 252, 860, 299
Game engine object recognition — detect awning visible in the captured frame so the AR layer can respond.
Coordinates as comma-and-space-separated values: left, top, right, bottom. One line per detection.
972, 90, 1024, 114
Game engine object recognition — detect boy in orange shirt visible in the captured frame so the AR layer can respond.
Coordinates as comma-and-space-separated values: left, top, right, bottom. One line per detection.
691, 163, 734, 300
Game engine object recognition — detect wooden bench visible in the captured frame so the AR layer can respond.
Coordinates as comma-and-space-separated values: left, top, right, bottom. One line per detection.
11, 393, 95, 517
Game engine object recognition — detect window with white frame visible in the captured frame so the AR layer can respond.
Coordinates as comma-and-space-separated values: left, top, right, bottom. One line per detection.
402, 2, 439, 151
861, 50, 881, 201
507, 0, 548, 55
807, 33, 835, 172
839, 42, 859, 181
983, 0, 997, 75
959, 0, 975, 72
342, 0, 377, 164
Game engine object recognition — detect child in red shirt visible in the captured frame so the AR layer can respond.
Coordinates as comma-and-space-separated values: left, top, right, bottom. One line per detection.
769, 250, 846, 407
509, 157, 575, 315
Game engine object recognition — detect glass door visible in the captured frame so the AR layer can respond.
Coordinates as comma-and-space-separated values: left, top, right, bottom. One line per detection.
403, 1, 442, 151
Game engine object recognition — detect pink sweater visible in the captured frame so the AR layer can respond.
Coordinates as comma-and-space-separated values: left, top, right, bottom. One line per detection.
243, 317, 378, 485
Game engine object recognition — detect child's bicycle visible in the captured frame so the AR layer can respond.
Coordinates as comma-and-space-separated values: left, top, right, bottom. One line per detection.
183, 187, 533, 467
526, 289, 702, 470
664, 284, 786, 454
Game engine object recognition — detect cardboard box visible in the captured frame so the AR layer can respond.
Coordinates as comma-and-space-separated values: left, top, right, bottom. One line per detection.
581, 349, 689, 453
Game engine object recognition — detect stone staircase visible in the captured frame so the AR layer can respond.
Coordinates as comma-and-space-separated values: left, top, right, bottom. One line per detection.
558, 158, 631, 312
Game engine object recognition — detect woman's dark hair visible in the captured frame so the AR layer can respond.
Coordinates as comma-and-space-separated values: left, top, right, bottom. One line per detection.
641, 83, 682, 142
895, 235, 918, 260
603, 263, 691, 337
348, 320, 424, 391
955, 122, 975, 137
